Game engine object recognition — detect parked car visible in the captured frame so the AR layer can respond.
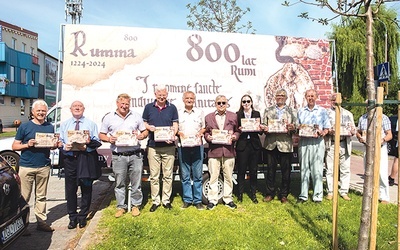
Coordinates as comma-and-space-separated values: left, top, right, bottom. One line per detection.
0, 155, 30, 249
0, 137, 20, 173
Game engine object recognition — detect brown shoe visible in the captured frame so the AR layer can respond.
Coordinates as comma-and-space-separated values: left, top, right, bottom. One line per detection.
131, 206, 140, 217
115, 208, 126, 218
380, 200, 390, 204
341, 195, 351, 201
263, 196, 273, 202
36, 223, 54, 232
281, 197, 288, 204
326, 194, 333, 200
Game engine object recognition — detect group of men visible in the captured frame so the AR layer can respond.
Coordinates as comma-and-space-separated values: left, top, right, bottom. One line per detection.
11, 86, 393, 234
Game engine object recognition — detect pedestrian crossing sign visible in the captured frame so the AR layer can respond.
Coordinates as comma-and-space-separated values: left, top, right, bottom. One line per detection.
377, 62, 390, 82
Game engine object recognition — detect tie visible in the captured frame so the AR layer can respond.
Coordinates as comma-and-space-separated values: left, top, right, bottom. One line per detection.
75, 120, 80, 130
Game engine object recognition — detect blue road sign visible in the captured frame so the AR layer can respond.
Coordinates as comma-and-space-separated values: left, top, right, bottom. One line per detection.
377, 62, 390, 82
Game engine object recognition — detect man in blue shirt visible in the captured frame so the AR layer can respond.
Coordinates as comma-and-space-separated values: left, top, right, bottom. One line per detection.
142, 85, 178, 212
59, 101, 101, 229
12, 99, 60, 233
297, 89, 331, 203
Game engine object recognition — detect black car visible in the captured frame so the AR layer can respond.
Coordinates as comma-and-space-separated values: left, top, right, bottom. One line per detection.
0, 156, 29, 249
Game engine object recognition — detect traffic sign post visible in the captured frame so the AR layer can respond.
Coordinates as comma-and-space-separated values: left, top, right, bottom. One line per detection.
377, 62, 390, 83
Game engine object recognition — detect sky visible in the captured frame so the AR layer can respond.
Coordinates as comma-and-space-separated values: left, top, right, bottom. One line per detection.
1, 0, 400, 58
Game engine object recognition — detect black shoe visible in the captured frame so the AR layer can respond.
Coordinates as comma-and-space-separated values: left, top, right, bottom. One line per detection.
225, 201, 237, 209
297, 199, 306, 204
237, 194, 243, 202
195, 203, 205, 210
181, 202, 191, 209
150, 204, 160, 212
389, 176, 395, 186
250, 195, 258, 204
206, 203, 216, 210
68, 220, 77, 229
163, 203, 173, 210
79, 218, 87, 228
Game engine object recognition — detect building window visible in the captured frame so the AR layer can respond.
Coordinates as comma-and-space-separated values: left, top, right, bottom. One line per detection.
22, 43, 26, 52
30, 47, 34, 55
21, 69, 26, 84
21, 99, 25, 116
0, 96, 4, 105
10, 66, 15, 82
12, 38, 16, 49
11, 97, 15, 106
31, 71, 35, 86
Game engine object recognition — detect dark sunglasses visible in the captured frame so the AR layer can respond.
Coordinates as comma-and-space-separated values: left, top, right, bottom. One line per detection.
242, 100, 251, 104
217, 102, 226, 106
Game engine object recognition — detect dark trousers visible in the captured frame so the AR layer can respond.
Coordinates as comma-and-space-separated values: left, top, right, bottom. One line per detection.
64, 156, 93, 222
236, 141, 259, 196
265, 147, 291, 198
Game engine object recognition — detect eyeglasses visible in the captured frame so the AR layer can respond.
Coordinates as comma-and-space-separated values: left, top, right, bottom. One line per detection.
217, 102, 226, 106
276, 94, 286, 97
242, 100, 251, 104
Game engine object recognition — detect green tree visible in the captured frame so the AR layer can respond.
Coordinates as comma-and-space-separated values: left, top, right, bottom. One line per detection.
283, 1, 400, 249
330, 6, 400, 117
186, 0, 255, 33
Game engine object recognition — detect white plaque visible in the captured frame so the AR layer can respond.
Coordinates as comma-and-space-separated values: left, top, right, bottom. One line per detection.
211, 129, 232, 145
114, 130, 138, 146
267, 119, 288, 133
298, 124, 318, 138
241, 118, 261, 132
34, 132, 59, 148
154, 126, 175, 142
180, 135, 202, 147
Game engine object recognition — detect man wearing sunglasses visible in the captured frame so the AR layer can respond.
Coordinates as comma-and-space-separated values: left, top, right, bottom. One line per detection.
204, 95, 240, 210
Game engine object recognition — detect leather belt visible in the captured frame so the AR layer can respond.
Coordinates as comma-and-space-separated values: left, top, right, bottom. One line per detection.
112, 150, 140, 156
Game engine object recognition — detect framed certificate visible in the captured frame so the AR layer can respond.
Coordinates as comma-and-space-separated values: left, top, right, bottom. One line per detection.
114, 130, 138, 146
298, 124, 318, 138
241, 118, 261, 132
338, 124, 354, 137
67, 130, 89, 151
154, 126, 175, 142
267, 119, 288, 133
211, 129, 232, 145
180, 135, 202, 147
34, 132, 59, 148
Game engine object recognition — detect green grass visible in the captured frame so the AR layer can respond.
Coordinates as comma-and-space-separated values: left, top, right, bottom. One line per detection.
0, 131, 16, 139
88, 175, 399, 250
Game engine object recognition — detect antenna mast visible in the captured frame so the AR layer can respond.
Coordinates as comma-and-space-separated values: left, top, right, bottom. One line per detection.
65, 0, 83, 24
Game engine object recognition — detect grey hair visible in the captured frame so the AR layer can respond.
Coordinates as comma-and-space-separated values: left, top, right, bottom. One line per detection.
155, 84, 167, 93
32, 99, 48, 110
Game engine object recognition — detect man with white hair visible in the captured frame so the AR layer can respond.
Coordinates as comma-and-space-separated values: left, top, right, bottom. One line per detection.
12, 99, 60, 233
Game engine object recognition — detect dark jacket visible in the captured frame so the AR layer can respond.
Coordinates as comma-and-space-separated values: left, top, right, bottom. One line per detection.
236, 110, 262, 151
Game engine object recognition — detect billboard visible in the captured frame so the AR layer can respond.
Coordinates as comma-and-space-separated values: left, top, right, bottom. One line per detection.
61, 24, 332, 126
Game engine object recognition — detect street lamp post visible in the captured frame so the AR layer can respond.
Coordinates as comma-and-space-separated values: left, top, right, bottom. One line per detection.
374, 18, 388, 62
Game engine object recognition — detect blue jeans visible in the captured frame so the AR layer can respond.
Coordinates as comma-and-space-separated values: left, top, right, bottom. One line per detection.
178, 146, 204, 204
112, 153, 143, 209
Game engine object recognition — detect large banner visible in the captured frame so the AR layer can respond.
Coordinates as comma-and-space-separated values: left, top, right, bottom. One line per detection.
61, 24, 332, 126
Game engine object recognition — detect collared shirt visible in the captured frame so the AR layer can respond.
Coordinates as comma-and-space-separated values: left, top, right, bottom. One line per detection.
178, 107, 205, 136
298, 104, 331, 130
60, 116, 100, 156
215, 111, 226, 130
358, 113, 391, 138
276, 105, 286, 120
100, 110, 145, 152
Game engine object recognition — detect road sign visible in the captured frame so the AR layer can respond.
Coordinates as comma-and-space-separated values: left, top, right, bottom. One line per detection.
377, 62, 390, 82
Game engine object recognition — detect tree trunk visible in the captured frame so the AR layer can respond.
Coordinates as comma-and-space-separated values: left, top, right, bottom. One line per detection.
357, 5, 375, 250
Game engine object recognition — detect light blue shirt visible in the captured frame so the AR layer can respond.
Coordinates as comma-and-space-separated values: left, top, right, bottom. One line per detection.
298, 105, 331, 130
59, 116, 100, 155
